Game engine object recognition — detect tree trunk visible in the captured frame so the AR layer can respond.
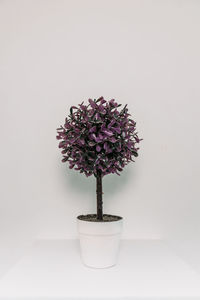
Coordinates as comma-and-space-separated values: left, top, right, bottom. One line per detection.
96, 170, 103, 220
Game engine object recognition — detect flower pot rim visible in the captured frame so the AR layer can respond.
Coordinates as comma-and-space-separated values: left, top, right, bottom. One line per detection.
77, 214, 123, 223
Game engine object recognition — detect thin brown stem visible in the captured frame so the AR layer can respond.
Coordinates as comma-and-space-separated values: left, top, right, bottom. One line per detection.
96, 170, 103, 220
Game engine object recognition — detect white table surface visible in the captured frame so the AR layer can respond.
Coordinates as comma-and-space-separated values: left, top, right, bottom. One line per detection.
0, 239, 200, 300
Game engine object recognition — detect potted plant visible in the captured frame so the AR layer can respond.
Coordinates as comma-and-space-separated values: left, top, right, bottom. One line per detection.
57, 97, 141, 268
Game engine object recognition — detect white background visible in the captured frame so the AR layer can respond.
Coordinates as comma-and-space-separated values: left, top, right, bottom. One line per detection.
0, 0, 200, 274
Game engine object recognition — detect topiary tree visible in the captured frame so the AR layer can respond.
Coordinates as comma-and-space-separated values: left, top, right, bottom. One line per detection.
56, 97, 141, 221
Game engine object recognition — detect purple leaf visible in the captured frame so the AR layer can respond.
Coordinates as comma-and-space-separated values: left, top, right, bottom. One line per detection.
58, 141, 65, 148
110, 137, 117, 143
99, 104, 106, 114
103, 142, 109, 151
69, 162, 75, 169
100, 98, 106, 104
97, 96, 106, 104
108, 119, 115, 128
89, 126, 96, 133
62, 156, 69, 162
112, 127, 121, 134
103, 129, 113, 137
109, 99, 118, 107
91, 133, 97, 141
79, 139, 85, 145
96, 145, 101, 152
88, 141, 96, 147
88, 99, 97, 109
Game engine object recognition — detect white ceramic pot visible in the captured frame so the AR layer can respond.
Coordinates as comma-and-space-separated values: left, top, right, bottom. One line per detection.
77, 216, 123, 268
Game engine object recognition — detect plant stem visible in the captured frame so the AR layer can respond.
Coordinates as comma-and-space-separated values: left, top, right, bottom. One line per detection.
96, 170, 103, 220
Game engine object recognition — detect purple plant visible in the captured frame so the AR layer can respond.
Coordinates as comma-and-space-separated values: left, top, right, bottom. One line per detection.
57, 97, 142, 220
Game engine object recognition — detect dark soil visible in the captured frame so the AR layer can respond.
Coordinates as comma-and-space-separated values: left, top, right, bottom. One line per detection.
77, 214, 122, 222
